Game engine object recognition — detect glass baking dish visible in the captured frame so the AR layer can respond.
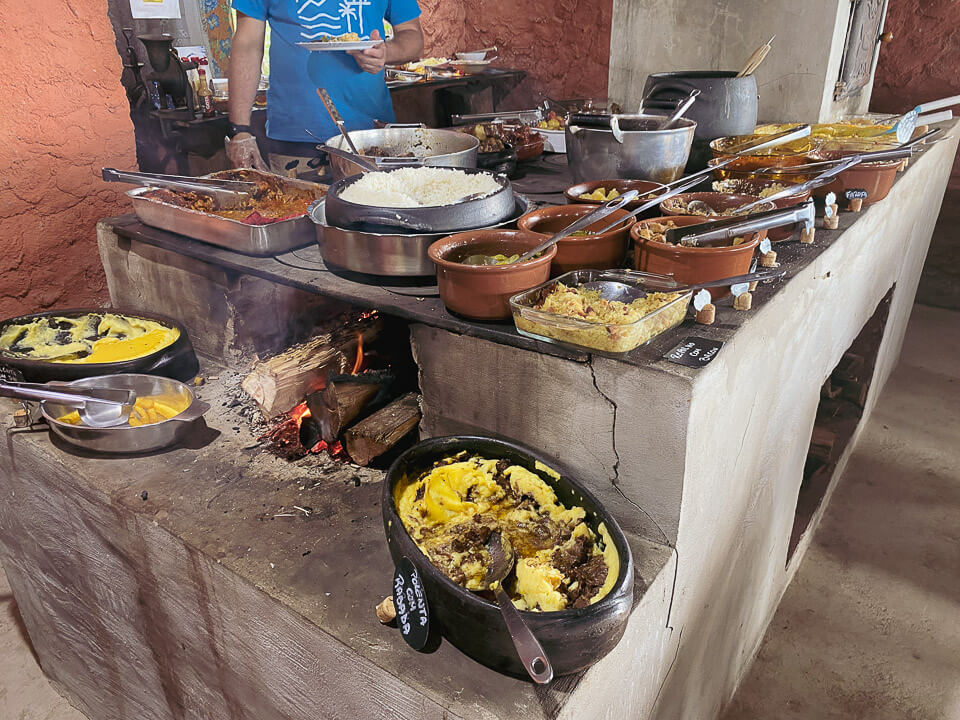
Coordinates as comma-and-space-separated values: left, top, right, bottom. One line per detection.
509, 269, 691, 355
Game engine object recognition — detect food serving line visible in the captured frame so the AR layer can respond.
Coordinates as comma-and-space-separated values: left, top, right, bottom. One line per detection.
1, 94, 958, 719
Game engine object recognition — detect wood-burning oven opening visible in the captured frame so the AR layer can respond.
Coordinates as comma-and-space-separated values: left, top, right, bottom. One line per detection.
787, 285, 894, 563
247, 310, 422, 468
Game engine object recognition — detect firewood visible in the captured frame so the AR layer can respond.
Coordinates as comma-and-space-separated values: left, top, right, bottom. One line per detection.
242, 315, 381, 419
345, 393, 421, 467
809, 427, 836, 464
307, 377, 382, 443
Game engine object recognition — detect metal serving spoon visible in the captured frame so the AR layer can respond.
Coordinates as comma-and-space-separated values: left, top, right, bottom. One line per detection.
659, 89, 699, 130
0, 381, 136, 428
480, 531, 553, 684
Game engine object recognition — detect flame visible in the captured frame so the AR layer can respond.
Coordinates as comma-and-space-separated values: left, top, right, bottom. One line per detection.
350, 331, 364, 375
290, 403, 311, 425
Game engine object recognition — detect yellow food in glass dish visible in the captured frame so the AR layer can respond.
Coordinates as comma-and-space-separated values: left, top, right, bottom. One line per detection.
514, 282, 687, 353
0, 313, 179, 364
58, 394, 190, 428
396, 453, 619, 611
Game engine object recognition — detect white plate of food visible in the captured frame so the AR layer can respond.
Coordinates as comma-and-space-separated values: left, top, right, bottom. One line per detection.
298, 35, 384, 51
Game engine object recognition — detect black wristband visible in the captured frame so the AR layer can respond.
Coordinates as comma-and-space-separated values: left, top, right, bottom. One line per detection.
227, 123, 255, 138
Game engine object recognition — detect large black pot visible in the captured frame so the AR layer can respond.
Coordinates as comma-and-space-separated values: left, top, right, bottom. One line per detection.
642, 71, 759, 170
382, 435, 634, 679
0, 308, 199, 383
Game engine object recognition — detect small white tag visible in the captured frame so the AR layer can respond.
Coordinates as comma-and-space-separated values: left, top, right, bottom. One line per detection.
693, 289, 711, 311
825, 191, 836, 207
731, 282, 749, 297
759, 238, 772, 254
824, 202, 836, 219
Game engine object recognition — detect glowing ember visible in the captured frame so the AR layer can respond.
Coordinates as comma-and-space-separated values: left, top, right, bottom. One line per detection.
290, 403, 311, 424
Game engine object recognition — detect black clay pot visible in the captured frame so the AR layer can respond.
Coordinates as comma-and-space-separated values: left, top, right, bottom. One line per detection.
643, 71, 759, 170
0, 308, 199, 383
382, 435, 634, 679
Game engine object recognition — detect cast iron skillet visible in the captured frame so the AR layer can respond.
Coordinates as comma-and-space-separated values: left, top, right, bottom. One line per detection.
383, 435, 635, 678
0, 308, 199, 383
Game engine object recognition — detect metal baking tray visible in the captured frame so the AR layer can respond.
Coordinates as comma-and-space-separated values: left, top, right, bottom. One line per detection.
127, 170, 327, 257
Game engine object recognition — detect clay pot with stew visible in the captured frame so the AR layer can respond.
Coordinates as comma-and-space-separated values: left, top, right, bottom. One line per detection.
518, 204, 636, 276
428, 230, 556, 321
631, 215, 762, 298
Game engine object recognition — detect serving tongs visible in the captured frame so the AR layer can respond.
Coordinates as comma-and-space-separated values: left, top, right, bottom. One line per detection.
664, 200, 816, 248
317, 88, 374, 168
314, 141, 380, 173
730, 156, 863, 214
592, 267, 787, 301
591, 124, 813, 235
101, 168, 256, 209
0, 381, 136, 428
755, 128, 943, 175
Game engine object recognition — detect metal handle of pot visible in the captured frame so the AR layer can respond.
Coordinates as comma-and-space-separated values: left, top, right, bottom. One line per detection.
382, 122, 427, 129
170, 399, 210, 423
341, 208, 434, 233
678, 200, 815, 247
642, 80, 695, 106
516, 190, 640, 262
494, 585, 553, 684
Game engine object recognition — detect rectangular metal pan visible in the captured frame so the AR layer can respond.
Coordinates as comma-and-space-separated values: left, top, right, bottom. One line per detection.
126, 170, 327, 257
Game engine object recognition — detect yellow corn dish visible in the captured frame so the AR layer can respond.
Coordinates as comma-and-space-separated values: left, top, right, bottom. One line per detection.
396, 453, 619, 611
58, 394, 190, 428
0, 313, 179, 364
579, 187, 621, 203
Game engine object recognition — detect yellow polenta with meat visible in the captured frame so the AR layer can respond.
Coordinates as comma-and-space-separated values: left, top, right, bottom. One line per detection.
0, 313, 178, 363
396, 454, 619, 611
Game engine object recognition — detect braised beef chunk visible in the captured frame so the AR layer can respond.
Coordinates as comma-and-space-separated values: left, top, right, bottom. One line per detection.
414, 483, 425, 502
450, 523, 492, 553
568, 555, 609, 608
552, 534, 591, 574
511, 520, 563, 556
493, 459, 514, 495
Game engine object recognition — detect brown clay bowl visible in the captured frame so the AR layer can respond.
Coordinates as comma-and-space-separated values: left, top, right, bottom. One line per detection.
428, 230, 556, 321
564, 179, 666, 213
805, 151, 901, 206
660, 192, 787, 241
710, 179, 812, 240
518, 204, 636, 276
514, 136, 545, 161
707, 157, 821, 184
631, 215, 762, 299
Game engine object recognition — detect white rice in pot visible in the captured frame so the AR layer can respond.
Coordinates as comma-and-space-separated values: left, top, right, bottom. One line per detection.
338, 167, 501, 208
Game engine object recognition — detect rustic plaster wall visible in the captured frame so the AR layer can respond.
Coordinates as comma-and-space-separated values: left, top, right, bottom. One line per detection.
418, 0, 613, 106
0, 0, 136, 318
871, 0, 960, 187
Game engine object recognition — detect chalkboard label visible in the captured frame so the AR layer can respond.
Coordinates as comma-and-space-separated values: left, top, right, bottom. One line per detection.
664, 337, 724, 368
844, 188, 868, 200
393, 557, 430, 650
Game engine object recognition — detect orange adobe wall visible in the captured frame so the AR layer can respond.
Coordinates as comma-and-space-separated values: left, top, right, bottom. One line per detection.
418, 0, 613, 105
0, 0, 136, 318
871, 0, 960, 187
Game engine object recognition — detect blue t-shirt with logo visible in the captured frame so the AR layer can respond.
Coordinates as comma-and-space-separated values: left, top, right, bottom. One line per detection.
232, 0, 421, 142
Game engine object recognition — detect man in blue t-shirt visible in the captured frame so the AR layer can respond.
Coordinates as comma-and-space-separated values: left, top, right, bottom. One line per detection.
225, 0, 423, 176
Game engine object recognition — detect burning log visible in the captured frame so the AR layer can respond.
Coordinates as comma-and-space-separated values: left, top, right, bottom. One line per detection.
344, 392, 421, 467
306, 372, 390, 444
242, 313, 381, 419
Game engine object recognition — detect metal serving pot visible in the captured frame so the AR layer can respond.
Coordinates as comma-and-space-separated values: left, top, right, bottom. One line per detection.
309, 195, 530, 276
383, 435, 634, 678
324, 125, 479, 179
642, 71, 758, 170
324, 168, 515, 233
565, 115, 696, 184
40, 373, 209, 454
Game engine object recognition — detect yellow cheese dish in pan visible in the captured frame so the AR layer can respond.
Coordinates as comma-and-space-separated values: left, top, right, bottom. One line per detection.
0, 313, 179, 364
396, 453, 619, 612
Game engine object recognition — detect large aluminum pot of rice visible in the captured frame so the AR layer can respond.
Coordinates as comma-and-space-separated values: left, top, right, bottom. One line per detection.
566, 114, 696, 184
324, 167, 515, 234
324, 126, 479, 179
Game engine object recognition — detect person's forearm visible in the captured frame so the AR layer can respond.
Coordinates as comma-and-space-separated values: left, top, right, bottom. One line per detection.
229, 33, 265, 128
385, 26, 423, 65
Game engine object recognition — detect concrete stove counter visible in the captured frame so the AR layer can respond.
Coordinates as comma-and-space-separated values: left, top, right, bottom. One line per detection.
1, 122, 957, 720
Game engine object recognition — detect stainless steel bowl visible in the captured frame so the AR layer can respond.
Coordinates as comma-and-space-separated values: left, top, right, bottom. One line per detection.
324, 126, 479, 179
565, 115, 696, 184
309, 196, 530, 276
40, 374, 209, 454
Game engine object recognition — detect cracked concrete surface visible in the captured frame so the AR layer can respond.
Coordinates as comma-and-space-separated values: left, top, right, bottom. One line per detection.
722, 303, 960, 720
